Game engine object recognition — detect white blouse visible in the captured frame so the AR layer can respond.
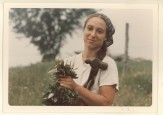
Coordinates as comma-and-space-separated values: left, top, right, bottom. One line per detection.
64, 53, 119, 94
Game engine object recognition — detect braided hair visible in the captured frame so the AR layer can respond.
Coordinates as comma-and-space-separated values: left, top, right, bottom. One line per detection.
83, 13, 115, 90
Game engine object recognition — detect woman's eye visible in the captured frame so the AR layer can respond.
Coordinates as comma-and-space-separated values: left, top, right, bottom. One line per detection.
87, 26, 93, 31
98, 30, 103, 33
87, 27, 93, 31
97, 30, 104, 34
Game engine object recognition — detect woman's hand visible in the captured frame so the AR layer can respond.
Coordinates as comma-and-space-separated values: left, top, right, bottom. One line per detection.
58, 76, 78, 90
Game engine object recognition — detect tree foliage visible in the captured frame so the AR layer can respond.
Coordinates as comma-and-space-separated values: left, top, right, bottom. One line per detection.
9, 8, 96, 61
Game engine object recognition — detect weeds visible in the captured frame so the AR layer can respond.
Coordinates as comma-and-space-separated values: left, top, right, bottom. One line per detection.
9, 59, 152, 106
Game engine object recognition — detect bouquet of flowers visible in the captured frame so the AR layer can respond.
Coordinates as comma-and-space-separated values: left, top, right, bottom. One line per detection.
42, 60, 79, 105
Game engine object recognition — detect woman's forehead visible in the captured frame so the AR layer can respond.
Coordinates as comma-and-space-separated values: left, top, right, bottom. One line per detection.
86, 17, 107, 29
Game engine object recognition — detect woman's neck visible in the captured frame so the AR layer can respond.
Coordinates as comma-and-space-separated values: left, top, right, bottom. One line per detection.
82, 48, 98, 62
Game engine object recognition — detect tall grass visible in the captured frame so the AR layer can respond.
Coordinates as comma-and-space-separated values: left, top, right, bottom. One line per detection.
9, 62, 54, 105
113, 59, 152, 106
9, 59, 152, 106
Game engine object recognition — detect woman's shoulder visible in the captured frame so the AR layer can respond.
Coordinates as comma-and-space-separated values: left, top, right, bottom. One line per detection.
103, 55, 116, 65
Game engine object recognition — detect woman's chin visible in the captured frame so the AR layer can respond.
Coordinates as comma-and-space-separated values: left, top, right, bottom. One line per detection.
86, 44, 99, 51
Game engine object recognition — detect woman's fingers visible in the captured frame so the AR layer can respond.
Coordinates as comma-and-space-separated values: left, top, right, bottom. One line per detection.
58, 76, 77, 90
59, 80, 70, 85
60, 83, 72, 89
59, 76, 71, 80
59, 77, 73, 90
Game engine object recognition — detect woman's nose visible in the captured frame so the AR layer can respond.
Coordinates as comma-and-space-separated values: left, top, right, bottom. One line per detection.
90, 30, 96, 37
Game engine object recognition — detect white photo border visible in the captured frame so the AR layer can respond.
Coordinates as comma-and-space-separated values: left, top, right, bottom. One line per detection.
2, 2, 159, 114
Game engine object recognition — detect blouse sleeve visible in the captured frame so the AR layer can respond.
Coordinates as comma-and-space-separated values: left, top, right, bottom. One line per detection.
99, 57, 119, 91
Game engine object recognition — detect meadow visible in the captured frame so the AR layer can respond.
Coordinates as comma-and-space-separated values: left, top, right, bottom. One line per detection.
9, 59, 152, 106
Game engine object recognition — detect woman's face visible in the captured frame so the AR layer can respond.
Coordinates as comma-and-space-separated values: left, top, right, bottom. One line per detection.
84, 17, 107, 51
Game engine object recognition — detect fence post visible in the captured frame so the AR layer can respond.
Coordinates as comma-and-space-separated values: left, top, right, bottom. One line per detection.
123, 23, 129, 76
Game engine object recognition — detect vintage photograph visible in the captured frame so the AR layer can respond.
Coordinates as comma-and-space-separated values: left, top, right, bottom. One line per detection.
2, 2, 159, 113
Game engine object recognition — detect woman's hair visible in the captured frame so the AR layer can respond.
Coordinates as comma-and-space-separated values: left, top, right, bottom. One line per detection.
83, 13, 115, 90
84, 13, 115, 60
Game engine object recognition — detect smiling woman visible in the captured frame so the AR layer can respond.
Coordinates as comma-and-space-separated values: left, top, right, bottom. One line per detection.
57, 13, 119, 106
83, 17, 107, 51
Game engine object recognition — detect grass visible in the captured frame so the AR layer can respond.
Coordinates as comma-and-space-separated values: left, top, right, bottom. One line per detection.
9, 62, 54, 105
9, 59, 152, 106
113, 59, 152, 106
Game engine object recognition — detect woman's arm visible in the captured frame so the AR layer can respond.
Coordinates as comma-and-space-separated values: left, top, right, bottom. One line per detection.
59, 76, 116, 106
75, 84, 116, 106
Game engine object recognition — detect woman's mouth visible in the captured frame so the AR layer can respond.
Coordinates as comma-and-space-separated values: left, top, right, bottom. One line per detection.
87, 39, 96, 43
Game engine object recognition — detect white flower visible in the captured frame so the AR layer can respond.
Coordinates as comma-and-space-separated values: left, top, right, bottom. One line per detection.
48, 93, 54, 99
48, 69, 57, 74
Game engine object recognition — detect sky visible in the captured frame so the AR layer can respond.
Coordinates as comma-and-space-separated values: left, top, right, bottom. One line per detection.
9, 8, 154, 67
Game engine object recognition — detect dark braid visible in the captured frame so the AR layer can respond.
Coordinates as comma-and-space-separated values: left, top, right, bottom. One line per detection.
83, 13, 115, 90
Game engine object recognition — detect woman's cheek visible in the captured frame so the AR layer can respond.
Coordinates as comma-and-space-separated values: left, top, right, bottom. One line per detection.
83, 33, 89, 43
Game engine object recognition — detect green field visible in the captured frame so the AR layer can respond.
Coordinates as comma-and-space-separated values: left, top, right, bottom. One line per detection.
9, 59, 152, 106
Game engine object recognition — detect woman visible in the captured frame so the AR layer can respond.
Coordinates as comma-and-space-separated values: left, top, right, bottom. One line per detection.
59, 13, 119, 106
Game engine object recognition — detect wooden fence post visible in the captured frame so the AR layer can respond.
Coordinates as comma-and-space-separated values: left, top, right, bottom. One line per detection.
123, 23, 129, 76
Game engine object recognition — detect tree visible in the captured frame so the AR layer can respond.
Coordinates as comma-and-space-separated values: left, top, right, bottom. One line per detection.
9, 8, 96, 61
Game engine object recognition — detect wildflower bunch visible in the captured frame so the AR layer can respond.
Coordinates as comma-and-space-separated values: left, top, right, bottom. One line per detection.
42, 60, 79, 105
